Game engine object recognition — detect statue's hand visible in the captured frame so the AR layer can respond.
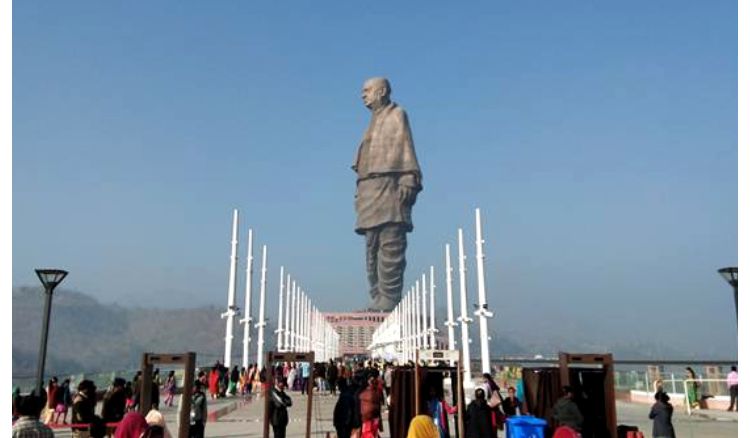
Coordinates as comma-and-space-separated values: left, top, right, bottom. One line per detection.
398, 185, 417, 206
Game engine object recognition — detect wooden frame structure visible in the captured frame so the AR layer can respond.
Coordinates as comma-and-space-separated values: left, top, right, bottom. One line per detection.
414, 349, 465, 438
139, 352, 196, 438
559, 352, 616, 438
263, 351, 315, 438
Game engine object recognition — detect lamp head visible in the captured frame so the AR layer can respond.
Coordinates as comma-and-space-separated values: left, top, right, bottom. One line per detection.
718, 267, 738, 287
35, 269, 68, 292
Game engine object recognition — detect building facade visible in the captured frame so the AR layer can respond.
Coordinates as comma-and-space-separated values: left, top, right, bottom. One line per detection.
324, 312, 386, 357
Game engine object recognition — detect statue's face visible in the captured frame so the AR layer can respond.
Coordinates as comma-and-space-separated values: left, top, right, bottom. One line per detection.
361, 79, 388, 110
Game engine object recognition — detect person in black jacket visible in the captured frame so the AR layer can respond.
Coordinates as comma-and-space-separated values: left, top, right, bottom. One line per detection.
649, 391, 676, 438
333, 379, 358, 438
101, 378, 127, 424
269, 379, 293, 438
71, 380, 100, 438
327, 361, 339, 395
465, 388, 493, 438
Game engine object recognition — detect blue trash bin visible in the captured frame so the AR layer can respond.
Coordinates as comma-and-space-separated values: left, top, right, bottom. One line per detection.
505, 416, 547, 438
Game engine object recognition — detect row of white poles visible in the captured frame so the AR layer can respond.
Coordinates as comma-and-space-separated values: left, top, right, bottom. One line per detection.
222, 209, 340, 370
369, 208, 493, 387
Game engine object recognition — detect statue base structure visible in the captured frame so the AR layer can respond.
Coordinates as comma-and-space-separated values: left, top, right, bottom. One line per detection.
323, 311, 388, 358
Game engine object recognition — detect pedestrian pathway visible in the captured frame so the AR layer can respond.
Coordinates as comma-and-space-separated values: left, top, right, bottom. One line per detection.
49, 394, 737, 438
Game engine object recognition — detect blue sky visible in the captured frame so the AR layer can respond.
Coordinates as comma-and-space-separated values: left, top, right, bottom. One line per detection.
13, 2, 737, 355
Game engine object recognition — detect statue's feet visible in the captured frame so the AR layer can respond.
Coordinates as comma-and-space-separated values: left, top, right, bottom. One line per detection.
368, 295, 397, 312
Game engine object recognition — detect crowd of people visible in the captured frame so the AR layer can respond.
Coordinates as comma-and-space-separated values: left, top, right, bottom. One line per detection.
12, 361, 738, 438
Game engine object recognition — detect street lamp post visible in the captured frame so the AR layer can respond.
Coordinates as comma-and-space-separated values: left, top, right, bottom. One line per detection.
717, 267, 738, 322
34, 268, 68, 396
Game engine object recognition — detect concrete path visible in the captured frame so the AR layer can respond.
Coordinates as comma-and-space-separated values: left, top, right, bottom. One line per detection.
50, 392, 738, 438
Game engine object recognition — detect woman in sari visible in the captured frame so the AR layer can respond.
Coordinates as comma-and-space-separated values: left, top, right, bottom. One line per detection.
685, 367, 700, 409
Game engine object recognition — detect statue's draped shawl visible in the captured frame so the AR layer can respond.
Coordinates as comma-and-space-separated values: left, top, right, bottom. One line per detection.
352, 102, 422, 234
353, 102, 421, 179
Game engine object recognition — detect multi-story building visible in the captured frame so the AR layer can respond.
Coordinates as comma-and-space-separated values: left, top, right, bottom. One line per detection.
324, 312, 386, 357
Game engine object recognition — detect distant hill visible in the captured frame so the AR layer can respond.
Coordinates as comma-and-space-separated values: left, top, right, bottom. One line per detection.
12, 287, 276, 378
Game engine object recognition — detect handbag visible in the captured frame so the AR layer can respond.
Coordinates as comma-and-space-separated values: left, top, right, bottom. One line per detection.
488, 390, 502, 409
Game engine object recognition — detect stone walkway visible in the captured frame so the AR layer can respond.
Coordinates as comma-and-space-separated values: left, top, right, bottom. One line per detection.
50, 392, 738, 438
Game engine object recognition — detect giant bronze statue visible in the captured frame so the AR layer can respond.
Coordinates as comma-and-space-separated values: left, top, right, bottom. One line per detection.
353, 77, 422, 312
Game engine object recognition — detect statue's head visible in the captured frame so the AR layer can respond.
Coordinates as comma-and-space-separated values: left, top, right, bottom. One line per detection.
361, 77, 391, 110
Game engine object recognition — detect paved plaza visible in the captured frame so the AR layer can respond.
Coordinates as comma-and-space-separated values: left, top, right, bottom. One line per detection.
47, 391, 738, 438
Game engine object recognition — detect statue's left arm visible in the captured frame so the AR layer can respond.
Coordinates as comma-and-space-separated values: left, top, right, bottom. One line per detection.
395, 107, 421, 206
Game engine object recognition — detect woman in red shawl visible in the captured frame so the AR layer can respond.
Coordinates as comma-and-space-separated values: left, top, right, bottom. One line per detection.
114, 412, 148, 438
208, 365, 221, 400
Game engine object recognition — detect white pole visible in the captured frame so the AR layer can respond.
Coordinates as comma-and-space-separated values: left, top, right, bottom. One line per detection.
240, 229, 254, 369
474, 208, 493, 374
429, 265, 437, 349
295, 286, 302, 351
421, 273, 428, 347
284, 275, 291, 351
457, 228, 473, 386
411, 286, 419, 361
276, 266, 285, 351
402, 301, 408, 364
254, 245, 268, 367
223, 209, 240, 368
290, 281, 297, 352
444, 244, 457, 353
415, 281, 421, 350
304, 296, 310, 351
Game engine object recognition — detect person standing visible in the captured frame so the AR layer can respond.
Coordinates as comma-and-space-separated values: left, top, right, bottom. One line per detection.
501, 386, 522, 417
685, 367, 700, 409
481, 372, 505, 434
353, 77, 423, 312
164, 371, 177, 407
208, 366, 220, 400
383, 364, 393, 399
71, 380, 98, 438
52, 378, 72, 424
333, 379, 358, 438
552, 386, 584, 432
727, 366, 738, 411
465, 388, 493, 438
229, 366, 240, 396
358, 374, 384, 438
300, 362, 311, 395
269, 379, 293, 438
648, 391, 676, 438
44, 377, 59, 424
101, 378, 128, 435
131, 372, 142, 412
189, 380, 208, 438
151, 369, 161, 410
327, 360, 339, 396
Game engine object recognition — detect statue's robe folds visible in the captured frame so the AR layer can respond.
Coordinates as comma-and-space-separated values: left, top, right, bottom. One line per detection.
352, 102, 422, 311
353, 102, 422, 234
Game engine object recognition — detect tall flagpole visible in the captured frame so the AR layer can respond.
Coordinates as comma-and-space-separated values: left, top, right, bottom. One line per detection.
444, 244, 457, 353
223, 209, 240, 367
289, 281, 297, 351
284, 275, 291, 351
276, 266, 285, 351
240, 229, 254, 369
474, 208, 493, 374
421, 273, 428, 347
457, 228, 473, 386
254, 245, 268, 366
429, 265, 437, 349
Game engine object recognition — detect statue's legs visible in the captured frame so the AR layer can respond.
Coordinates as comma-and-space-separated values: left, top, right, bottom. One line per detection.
365, 224, 407, 311
365, 230, 380, 301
